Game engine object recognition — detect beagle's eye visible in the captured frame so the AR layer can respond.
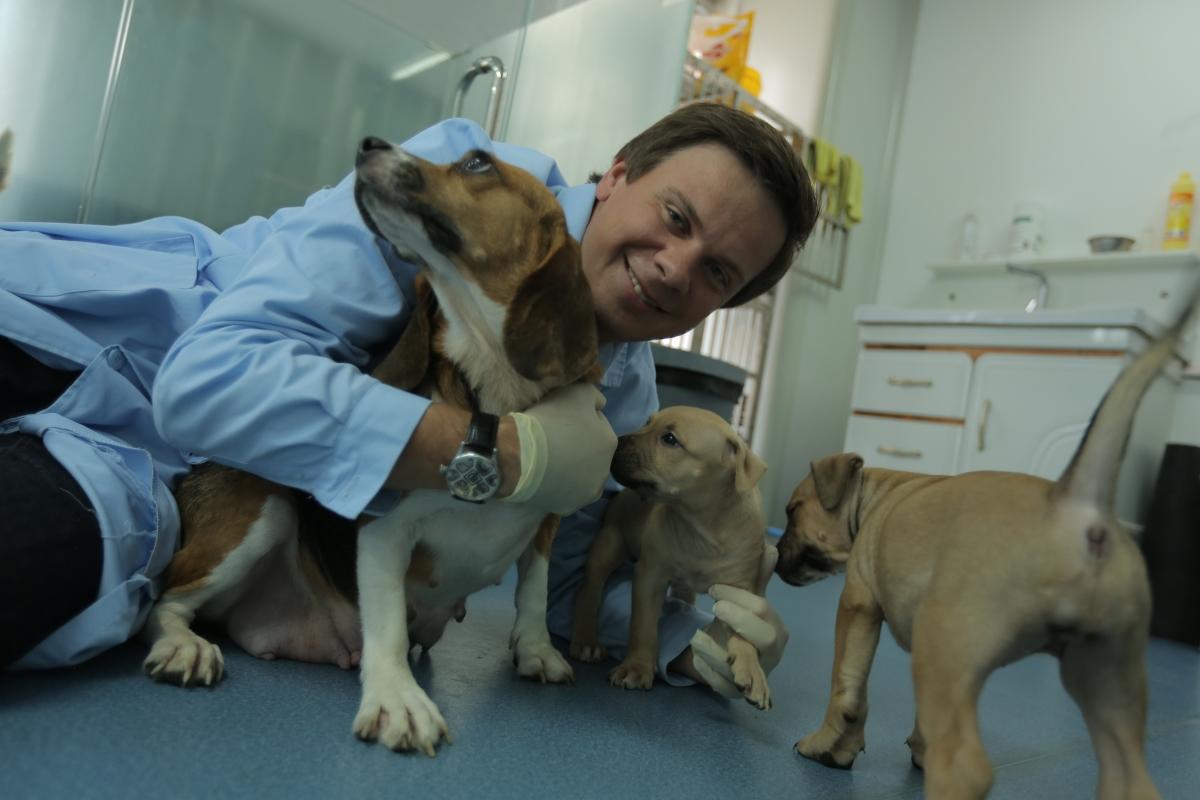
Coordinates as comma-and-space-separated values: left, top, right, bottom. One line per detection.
660, 431, 680, 447
460, 153, 492, 174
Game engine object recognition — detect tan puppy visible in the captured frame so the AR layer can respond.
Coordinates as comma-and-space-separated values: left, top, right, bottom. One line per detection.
775, 288, 1199, 799
569, 406, 772, 708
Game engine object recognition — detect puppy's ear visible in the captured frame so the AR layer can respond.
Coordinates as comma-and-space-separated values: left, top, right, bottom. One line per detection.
503, 232, 599, 384
731, 438, 767, 492
372, 274, 435, 390
810, 453, 864, 511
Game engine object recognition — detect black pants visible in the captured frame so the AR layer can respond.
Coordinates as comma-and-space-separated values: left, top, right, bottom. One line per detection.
0, 337, 102, 668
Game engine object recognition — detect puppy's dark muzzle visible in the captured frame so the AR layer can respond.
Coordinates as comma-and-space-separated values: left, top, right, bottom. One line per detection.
611, 437, 654, 491
775, 536, 838, 587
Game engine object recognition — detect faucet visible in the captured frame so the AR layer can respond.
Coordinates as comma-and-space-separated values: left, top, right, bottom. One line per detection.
1006, 262, 1049, 312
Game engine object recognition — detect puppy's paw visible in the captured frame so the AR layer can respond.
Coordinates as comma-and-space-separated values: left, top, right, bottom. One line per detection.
353, 680, 450, 756
728, 651, 772, 711
514, 640, 575, 685
609, 658, 655, 691
143, 633, 225, 687
569, 639, 608, 664
906, 730, 926, 770
795, 725, 863, 770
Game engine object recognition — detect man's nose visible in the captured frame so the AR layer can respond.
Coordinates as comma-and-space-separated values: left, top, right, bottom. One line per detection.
655, 239, 703, 294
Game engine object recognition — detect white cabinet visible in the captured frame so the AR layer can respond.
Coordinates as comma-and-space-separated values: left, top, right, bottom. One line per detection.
844, 307, 1183, 526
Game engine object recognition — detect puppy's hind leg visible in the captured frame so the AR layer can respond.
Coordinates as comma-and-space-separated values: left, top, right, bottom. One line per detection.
511, 514, 574, 684
1059, 627, 1161, 800
353, 516, 448, 756
143, 491, 296, 686
911, 599, 1012, 800
795, 573, 883, 768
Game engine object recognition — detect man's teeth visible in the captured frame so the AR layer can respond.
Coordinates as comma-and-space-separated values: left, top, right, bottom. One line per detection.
628, 267, 661, 311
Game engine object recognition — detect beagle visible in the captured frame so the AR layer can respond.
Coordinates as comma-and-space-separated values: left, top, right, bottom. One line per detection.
142, 139, 599, 756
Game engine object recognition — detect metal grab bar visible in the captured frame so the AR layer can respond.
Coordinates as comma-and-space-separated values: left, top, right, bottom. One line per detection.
887, 377, 934, 388
452, 56, 508, 139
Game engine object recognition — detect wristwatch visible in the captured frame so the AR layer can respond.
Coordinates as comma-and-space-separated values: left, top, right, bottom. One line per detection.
440, 411, 501, 503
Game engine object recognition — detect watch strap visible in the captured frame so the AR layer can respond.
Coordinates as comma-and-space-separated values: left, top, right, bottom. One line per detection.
463, 411, 499, 454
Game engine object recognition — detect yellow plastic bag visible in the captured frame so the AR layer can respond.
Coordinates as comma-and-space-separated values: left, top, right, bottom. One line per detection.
688, 11, 755, 84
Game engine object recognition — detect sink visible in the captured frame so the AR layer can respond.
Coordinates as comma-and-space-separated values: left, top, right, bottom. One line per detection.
852, 305, 1180, 355
854, 305, 1162, 333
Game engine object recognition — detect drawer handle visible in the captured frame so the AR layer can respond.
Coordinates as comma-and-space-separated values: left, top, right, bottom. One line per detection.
977, 399, 992, 452
877, 445, 923, 459
887, 377, 934, 388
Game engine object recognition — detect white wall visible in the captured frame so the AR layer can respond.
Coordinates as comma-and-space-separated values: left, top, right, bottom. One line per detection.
874, 0, 1200, 446
743, 0, 838, 133
756, 0, 920, 526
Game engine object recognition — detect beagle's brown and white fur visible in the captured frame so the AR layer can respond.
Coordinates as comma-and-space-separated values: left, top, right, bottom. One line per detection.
142, 139, 599, 756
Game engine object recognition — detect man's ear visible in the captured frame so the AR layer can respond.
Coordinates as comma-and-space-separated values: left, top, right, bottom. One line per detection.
594, 158, 627, 202
371, 274, 435, 390
810, 453, 864, 511
730, 437, 767, 492
503, 231, 599, 384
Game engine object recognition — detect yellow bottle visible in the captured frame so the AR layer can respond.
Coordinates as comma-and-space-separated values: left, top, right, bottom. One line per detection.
1163, 171, 1195, 250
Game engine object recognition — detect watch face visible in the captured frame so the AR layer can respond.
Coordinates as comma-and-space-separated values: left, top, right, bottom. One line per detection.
443, 451, 501, 502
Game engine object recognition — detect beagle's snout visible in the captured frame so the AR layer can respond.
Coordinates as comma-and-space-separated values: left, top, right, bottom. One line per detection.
356, 136, 392, 166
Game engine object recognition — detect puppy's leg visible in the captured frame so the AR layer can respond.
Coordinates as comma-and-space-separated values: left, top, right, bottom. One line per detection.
570, 517, 629, 663
609, 558, 668, 691
1059, 629, 1160, 800
906, 714, 926, 769
352, 516, 448, 756
795, 573, 883, 768
912, 601, 1009, 800
143, 491, 296, 686
725, 631, 771, 710
510, 514, 574, 684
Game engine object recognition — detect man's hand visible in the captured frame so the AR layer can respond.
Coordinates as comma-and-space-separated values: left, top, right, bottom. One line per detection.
501, 383, 617, 516
689, 543, 789, 699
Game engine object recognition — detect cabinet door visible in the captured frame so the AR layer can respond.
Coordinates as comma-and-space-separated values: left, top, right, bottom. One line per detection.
959, 353, 1124, 479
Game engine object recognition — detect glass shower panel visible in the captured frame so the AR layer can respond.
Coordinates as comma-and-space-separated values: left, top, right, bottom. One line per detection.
0, 0, 127, 222
85, 0, 532, 230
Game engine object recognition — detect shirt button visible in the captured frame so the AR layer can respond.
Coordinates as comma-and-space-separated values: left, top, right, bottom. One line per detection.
106, 349, 124, 368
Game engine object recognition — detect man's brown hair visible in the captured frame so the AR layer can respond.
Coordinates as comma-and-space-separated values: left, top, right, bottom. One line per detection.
595, 102, 819, 307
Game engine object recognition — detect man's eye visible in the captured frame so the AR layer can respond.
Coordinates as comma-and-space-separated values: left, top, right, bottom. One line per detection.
461, 155, 491, 173
665, 206, 686, 230
661, 431, 680, 447
708, 261, 730, 287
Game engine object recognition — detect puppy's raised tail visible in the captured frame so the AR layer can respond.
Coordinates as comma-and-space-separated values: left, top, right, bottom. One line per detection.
1055, 275, 1200, 513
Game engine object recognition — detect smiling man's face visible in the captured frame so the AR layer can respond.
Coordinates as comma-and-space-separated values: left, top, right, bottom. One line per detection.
579, 143, 786, 344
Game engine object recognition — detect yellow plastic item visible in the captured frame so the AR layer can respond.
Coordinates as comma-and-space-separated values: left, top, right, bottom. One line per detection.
738, 66, 761, 97
1163, 171, 1195, 250
689, 11, 755, 84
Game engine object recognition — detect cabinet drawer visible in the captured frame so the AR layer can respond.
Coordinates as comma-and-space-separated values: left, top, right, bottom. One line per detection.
851, 350, 972, 418
844, 414, 962, 474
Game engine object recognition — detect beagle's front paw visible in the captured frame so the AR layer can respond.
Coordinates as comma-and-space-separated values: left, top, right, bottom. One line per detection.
353, 680, 450, 756
609, 656, 655, 690
143, 631, 225, 687
513, 637, 575, 684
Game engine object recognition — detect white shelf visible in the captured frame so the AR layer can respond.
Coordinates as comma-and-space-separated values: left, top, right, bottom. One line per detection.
928, 250, 1200, 276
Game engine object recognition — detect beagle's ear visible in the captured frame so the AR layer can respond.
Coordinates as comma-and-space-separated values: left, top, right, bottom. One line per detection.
503, 233, 599, 384
810, 453, 864, 512
730, 437, 767, 492
372, 274, 435, 391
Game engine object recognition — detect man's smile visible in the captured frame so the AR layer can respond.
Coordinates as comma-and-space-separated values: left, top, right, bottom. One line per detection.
625, 258, 666, 313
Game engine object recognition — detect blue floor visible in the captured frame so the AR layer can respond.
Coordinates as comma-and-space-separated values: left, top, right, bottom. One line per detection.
3, 571, 1198, 799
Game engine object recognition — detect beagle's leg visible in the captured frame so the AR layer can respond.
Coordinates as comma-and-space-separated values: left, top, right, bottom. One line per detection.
352, 515, 448, 755
510, 514, 574, 684
1059, 628, 1160, 800
143, 491, 297, 686
911, 599, 1011, 800
570, 515, 630, 663
795, 571, 883, 768
609, 557, 669, 691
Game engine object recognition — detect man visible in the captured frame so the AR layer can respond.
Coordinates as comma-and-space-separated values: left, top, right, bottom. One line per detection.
0, 103, 817, 700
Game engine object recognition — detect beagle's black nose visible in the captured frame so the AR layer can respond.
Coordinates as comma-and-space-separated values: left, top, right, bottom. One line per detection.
356, 136, 391, 166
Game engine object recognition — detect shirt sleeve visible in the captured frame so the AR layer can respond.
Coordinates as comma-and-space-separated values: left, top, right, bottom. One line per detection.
154, 118, 551, 519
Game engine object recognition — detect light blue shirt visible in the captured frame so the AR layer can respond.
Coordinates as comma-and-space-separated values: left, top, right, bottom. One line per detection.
2, 118, 710, 679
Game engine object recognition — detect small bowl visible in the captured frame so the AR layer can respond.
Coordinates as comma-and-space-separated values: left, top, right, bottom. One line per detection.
1088, 235, 1135, 253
